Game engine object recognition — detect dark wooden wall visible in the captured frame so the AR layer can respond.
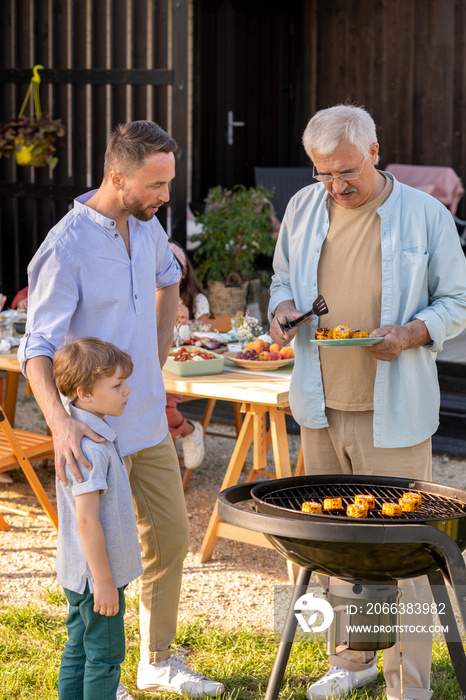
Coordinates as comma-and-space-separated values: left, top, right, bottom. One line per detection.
303, 0, 466, 218
1, 0, 465, 299
0, 0, 187, 301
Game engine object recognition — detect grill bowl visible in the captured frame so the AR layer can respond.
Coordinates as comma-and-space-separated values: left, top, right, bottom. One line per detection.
218, 475, 466, 581
251, 474, 466, 524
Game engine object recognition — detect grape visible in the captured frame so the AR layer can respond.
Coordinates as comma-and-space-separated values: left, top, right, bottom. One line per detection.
237, 350, 259, 360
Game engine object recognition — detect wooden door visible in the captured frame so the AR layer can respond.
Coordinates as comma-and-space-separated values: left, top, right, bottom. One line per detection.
193, 0, 305, 205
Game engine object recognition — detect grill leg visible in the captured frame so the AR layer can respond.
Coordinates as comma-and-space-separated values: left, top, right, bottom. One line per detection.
428, 569, 466, 699
264, 566, 312, 700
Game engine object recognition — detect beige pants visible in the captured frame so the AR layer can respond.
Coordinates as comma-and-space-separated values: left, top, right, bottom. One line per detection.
301, 409, 433, 700
124, 432, 190, 664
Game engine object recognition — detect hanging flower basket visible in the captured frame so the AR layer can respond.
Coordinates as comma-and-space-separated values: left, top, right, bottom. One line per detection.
0, 65, 65, 169
0, 114, 65, 168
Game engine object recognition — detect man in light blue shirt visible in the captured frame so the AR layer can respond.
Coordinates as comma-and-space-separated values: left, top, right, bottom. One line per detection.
269, 105, 466, 700
19, 121, 224, 699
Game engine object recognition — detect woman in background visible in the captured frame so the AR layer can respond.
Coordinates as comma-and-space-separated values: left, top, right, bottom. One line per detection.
171, 243, 210, 327
166, 243, 209, 470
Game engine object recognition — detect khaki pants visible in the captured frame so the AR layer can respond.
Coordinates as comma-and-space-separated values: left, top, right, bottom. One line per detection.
124, 433, 190, 664
301, 409, 433, 700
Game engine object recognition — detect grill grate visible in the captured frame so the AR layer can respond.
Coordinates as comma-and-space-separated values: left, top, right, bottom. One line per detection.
259, 482, 466, 521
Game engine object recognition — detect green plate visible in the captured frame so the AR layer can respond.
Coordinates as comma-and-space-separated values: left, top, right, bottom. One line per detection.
310, 337, 384, 348
163, 349, 224, 376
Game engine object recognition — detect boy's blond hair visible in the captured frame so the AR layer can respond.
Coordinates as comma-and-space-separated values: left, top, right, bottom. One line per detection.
53, 337, 133, 401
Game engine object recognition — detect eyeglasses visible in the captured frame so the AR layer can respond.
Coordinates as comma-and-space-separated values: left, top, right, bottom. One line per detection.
312, 155, 367, 183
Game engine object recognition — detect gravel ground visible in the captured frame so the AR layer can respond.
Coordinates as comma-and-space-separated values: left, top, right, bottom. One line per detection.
2, 374, 466, 633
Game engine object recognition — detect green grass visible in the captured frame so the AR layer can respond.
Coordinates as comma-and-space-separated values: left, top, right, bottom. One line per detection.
0, 603, 462, 699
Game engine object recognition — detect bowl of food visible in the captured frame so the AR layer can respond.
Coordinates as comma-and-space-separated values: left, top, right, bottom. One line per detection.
163, 346, 224, 376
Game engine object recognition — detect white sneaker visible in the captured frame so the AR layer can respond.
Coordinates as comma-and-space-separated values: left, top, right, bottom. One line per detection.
137, 649, 224, 697
116, 681, 135, 700
181, 421, 205, 469
306, 663, 378, 699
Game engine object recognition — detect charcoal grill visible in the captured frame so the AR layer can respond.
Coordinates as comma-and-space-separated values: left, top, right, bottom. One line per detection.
218, 475, 466, 700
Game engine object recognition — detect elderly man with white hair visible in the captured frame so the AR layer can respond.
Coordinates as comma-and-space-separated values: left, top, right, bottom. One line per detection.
269, 104, 466, 700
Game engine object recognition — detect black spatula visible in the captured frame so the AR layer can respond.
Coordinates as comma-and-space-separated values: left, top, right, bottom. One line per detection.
278, 294, 329, 332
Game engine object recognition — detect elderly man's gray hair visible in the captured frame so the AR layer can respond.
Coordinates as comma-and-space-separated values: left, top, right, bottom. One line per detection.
302, 104, 379, 163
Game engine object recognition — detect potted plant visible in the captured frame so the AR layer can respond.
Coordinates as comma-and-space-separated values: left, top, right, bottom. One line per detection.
193, 185, 278, 317
0, 113, 65, 169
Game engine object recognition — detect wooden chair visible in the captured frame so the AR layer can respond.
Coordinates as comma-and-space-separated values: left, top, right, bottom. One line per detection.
0, 407, 57, 531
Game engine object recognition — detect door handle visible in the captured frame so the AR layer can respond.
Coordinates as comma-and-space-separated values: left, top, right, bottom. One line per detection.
227, 110, 245, 145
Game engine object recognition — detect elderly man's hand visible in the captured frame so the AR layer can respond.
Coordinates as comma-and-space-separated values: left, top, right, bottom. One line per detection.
365, 319, 431, 362
364, 325, 407, 361
270, 300, 313, 345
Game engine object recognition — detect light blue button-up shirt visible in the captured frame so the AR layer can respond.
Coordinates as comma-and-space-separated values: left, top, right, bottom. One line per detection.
269, 173, 466, 448
18, 190, 181, 456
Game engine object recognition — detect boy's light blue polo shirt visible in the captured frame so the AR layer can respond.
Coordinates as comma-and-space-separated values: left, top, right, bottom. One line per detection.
56, 403, 143, 594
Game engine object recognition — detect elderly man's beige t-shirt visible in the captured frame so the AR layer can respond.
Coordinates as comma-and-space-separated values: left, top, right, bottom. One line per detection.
317, 174, 393, 410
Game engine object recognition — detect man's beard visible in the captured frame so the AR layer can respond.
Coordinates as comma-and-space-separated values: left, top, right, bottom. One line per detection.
122, 192, 159, 221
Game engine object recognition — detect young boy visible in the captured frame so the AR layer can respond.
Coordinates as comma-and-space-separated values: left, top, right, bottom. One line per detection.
53, 337, 143, 700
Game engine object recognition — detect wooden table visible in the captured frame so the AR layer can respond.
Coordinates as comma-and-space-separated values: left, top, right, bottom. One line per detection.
0, 351, 24, 425
163, 367, 292, 563
0, 353, 295, 551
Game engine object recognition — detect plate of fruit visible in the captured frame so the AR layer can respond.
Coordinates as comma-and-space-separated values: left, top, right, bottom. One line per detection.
224, 340, 294, 371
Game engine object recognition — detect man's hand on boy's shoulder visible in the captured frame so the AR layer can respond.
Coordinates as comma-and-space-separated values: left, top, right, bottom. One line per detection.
53, 412, 105, 486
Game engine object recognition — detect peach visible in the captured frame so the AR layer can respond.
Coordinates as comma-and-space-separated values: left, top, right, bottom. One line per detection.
279, 346, 295, 359
269, 343, 282, 353
258, 351, 270, 360
249, 340, 266, 354
269, 351, 281, 360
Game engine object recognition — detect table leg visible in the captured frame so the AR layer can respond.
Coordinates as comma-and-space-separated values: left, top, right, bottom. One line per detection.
269, 407, 292, 479
233, 402, 243, 435
3, 370, 19, 425
246, 406, 291, 482
182, 398, 219, 492
182, 466, 194, 492
295, 445, 304, 476
196, 410, 254, 563
246, 405, 273, 482
198, 402, 293, 563
201, 398, 217, 433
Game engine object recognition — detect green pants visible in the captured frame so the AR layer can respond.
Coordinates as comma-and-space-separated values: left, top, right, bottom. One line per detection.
58, 584, 126, 700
